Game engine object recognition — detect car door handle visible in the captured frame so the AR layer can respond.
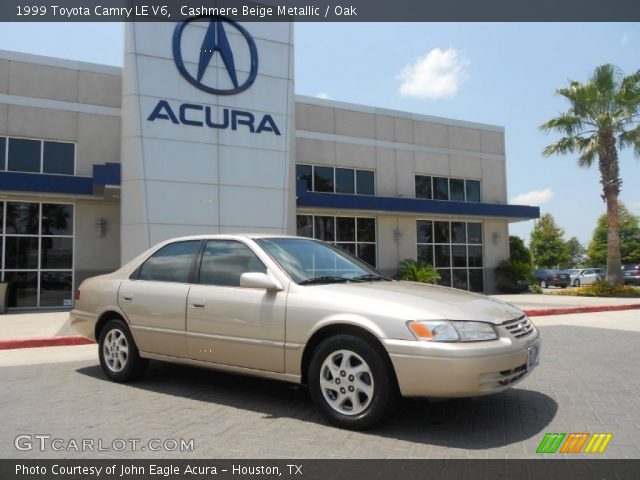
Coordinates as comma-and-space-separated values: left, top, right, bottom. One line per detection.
190, 302, 205, 309
121, 295, 133, 302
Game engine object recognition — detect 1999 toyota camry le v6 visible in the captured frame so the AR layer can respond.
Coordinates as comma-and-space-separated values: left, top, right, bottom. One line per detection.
70, 234, 540, 429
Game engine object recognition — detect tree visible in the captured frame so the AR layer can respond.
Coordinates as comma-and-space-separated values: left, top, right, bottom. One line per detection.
540, 64, 640, 285
509, 235, 532, 264
588, 204, 640, 267
563, 237, 586, 268
530, 213, 569, 268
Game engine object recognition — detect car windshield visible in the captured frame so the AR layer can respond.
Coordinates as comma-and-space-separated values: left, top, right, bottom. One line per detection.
565, 269, 580, 274
256, 237, 388, 284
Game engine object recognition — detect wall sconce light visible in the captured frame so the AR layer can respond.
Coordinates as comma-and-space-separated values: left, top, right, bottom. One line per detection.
96, 219, 107, 238
393, 228, 403, 243
492, 231, 500, 245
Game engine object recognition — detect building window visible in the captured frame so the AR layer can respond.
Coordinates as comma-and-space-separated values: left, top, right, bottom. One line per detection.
416, 219, 484, 292
296, 214, 377, 267
296, 164, 375, 195
2, 136, 75, 176
1, 201, 74, 308
356, 170, 375, 195
415, 175, 432, 199
466, 180, 481, 202
414, 175, 482, 203
0, 137, 6, 170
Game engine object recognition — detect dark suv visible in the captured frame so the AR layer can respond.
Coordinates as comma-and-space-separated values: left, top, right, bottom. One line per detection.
623, 264, 640, 286
533, 269, 570, 288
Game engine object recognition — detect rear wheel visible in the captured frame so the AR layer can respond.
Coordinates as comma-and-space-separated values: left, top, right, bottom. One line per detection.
540, 280, 547, 288
98, 319, 148, 382
308, 334, 398, 429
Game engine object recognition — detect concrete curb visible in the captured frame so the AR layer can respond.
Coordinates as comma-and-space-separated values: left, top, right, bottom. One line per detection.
0, 336, 94, 350
524, 304, 640, 317
0, 303, 638, 350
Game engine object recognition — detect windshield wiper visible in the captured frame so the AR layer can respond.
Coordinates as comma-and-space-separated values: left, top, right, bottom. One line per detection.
298, 276, 351, 285
350, 274, 389, 282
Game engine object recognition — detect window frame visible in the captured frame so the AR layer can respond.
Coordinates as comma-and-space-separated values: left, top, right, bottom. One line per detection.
1, 200, 75, 309
415, 174, 482, 203
2, 136, 76, 176
296, 214, 378, 268
296, 164, 376, 196
416, 218, 485, 292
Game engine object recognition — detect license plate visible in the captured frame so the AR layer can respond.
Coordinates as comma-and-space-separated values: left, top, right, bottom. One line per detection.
527, 345, 540, 371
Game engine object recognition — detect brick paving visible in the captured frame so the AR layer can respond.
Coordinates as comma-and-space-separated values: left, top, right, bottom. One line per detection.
1, 323, 639, 459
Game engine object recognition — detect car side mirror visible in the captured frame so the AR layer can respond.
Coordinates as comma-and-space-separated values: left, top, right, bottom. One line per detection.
240, 272, 283, 291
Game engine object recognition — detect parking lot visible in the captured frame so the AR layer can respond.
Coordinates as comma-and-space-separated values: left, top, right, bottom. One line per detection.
1, 310, 639, 459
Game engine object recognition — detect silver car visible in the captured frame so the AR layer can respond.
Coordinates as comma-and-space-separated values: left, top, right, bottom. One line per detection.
567, 268, 605, 287
70, 234, 541, 429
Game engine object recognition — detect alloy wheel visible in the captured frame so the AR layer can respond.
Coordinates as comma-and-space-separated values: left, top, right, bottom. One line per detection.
102, 328, 129, 373
319, 349, 374, 416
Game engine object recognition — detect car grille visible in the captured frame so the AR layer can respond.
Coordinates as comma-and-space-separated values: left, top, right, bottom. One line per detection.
498, 364, 528, 386
479, 363, 528, 391
502, 315, 534, 339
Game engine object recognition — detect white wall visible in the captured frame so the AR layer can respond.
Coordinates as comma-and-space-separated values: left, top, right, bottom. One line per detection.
121, 20, 295, 262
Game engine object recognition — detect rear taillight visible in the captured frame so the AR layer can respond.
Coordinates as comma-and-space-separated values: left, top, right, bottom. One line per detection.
75, 290, 80, 301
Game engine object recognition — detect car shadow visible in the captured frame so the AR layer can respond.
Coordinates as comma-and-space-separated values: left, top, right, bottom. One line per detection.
76, 361, 556, 449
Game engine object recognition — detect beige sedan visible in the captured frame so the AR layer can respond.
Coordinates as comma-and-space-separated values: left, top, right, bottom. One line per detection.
70, 234, 541, 429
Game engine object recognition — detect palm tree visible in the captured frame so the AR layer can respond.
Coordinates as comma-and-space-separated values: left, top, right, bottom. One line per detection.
540, 64, 640, 285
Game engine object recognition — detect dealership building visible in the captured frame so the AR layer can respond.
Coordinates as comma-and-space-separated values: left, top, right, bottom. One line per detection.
0, 20, 538, 309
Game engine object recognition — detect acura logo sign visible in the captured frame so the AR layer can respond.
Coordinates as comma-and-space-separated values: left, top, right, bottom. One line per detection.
172, 16, 259, 95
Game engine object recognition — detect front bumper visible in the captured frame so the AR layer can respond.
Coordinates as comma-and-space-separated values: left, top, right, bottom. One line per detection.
384, 328, 541, 398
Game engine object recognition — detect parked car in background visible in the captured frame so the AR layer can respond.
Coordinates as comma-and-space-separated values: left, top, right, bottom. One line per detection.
70, 234, 541, 429
567, 268, 605, 287
533, 269, 570, 288
623, 264, 640, 286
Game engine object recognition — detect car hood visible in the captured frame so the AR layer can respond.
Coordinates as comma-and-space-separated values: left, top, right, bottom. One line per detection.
307, 281, 524, 324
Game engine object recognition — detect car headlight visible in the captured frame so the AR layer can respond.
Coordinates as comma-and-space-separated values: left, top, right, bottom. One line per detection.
408, 320, 498, 342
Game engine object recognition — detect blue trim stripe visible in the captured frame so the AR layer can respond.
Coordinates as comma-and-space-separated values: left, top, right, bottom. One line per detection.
0, 171, 94, 195
296, 181, 539, 220
93, 162, 121, 186
0, 163, 122, 196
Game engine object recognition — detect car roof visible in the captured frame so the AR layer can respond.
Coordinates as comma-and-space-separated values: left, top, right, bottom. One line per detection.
159, 233, 304, 242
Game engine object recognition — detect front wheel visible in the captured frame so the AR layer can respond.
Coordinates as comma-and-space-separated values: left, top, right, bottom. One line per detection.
574, 279, 580, 287
98, 319, 148, 382
540, 280, 547, 288
308, 335, 398, 429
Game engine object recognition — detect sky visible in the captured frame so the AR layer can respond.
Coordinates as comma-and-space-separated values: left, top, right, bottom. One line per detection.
0, 21, 639, 247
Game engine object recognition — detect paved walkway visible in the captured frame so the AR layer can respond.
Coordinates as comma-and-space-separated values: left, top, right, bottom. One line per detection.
1, 310, 639, 459
492, 293, 640, 310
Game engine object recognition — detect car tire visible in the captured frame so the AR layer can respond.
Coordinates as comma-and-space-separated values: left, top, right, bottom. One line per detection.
98, 318, 148, 382
574, 279, 580, 287
308, 334, 398, 430
540, 280, 547, 288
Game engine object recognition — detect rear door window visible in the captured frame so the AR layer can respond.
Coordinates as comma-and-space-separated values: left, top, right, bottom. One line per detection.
137, 241, 201, 283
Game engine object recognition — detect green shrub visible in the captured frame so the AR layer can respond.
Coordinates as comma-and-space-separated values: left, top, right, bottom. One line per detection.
530, 283, 544, 294
494, 260, 533, 293
397, 259, 440, 284
555, 280, 640, 297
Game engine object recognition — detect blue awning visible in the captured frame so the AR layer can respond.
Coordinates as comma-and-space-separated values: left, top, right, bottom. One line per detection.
296, 181, 539, 221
